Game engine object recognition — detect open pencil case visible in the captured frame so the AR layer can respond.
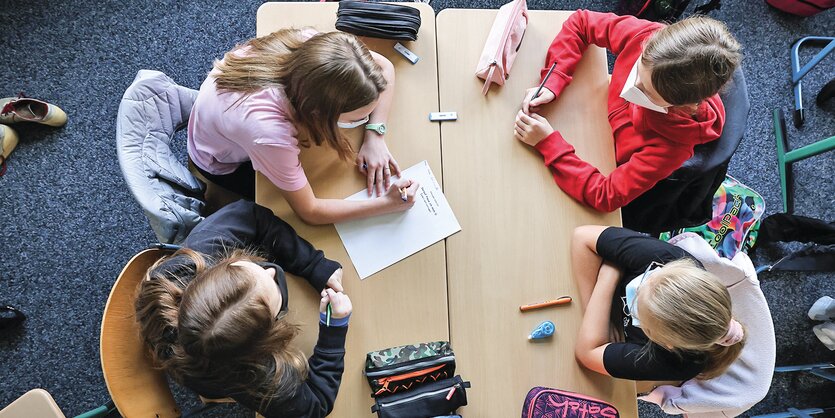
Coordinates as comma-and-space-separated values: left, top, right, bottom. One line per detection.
365, 341, 456, 397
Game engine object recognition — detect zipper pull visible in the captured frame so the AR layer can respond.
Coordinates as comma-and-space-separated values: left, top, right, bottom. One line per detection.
445, 384, 460, 400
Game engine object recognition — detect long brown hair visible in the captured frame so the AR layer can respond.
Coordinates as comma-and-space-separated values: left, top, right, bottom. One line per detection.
637, 259, 745, 380
214, 29, 387, 160
135, 248, 308, 408
641, 16, 742, 106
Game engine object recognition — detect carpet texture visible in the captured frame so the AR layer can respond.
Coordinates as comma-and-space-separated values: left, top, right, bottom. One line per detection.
1, 1, 833, 417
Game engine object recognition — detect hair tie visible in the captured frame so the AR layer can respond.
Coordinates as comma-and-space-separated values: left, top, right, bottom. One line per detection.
716, 319, 744, 346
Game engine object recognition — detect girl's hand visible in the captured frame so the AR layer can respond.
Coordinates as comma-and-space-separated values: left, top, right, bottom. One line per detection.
514, 110, 554, 147
326, 268, 343, 293
382, 177, 419, 213
357, 135, 401, 197
319, 288, 352, 319
521, 86, 556, 115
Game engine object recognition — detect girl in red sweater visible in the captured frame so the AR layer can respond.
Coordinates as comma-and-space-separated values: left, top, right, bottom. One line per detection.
514, 11, 741, 212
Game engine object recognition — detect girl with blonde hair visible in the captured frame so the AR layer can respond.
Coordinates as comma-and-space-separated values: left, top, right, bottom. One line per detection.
514, 11, 741, 219
135, 200, 351, 417
571, 225, 745, 382
189, 28, 418, 224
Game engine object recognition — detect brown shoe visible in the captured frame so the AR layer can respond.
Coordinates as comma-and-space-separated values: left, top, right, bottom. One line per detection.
1, 124, 19, 176
0, 95, 67, 127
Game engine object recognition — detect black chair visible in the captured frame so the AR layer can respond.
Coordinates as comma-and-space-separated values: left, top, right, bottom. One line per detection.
622, 68, 750, 235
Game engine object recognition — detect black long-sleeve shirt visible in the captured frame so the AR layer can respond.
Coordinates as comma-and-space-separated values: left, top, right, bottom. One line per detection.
157, 200, 346, 418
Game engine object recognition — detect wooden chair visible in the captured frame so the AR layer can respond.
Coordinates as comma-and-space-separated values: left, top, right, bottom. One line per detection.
0, 389, 66, 418
100, 247, 181, 418
100, 247, 264, 418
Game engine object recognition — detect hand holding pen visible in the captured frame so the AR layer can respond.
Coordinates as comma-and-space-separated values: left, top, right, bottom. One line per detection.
522, 62, 558, 115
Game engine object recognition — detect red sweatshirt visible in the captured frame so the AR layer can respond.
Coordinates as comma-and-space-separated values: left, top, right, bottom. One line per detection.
534, 10, 725, 212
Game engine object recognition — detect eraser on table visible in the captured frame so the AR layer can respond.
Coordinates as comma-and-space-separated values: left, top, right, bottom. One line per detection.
394, 42, 419, 64
528, 321, 555, 340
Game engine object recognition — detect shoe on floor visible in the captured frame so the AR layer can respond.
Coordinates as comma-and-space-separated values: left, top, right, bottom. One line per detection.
1, 124, 19, 176
812, 322, 835, 351
808, 296, 835, 321
0, 95, 67, 127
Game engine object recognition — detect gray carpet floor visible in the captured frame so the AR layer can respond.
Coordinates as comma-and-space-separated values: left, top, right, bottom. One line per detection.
1, 1, 833, 417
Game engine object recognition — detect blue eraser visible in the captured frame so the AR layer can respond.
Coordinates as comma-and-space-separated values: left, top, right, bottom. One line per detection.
528, 321, 555, 340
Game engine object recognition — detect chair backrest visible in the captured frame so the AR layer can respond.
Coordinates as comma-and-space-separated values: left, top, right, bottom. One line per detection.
116, 70, 205, 244
0, 389, 66, 418
100, 248, 180, 418
622, 67, 750, 235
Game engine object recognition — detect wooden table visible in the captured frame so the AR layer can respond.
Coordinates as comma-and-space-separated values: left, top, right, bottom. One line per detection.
437, 9, 636, 417
255, 3, 636, 417
255, 3, 449, 417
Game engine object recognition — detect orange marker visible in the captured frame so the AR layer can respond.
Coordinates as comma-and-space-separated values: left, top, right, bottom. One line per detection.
519, 296, 572, 312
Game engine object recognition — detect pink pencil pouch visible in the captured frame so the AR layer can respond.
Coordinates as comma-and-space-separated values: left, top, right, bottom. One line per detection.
522, 387, 620, 418
475, 0, 528, 95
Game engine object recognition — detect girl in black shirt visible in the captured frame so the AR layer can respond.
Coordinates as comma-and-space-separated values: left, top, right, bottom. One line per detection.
135, 200, 350, 418
571, 226, 745, 382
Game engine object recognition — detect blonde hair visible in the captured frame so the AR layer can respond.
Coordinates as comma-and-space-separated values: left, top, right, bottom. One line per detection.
637, 259, 745, 380
214, 29, 387, 160
641, 16, 742, 106
135, 248, 308, 409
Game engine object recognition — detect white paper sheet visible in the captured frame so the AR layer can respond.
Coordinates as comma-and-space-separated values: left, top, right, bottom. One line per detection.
334, 160, 461, 279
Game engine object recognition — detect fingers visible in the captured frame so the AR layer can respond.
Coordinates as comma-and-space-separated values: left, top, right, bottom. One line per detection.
405, 180, 420, 201
530, 113, 547, 123
328, 276, 344, 293
382, 165, 392, 192
390, 158, 401, 178
366, 169, 375, 197
356, 158, 367, 175
326, 289, 353, 318
319, 293, 329, 313
375, 166, 385, 197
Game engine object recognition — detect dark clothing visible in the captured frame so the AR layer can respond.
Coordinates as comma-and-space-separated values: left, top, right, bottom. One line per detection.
156, 200, 345, 418
193, 158, 256, 200
595, 227, 709, 381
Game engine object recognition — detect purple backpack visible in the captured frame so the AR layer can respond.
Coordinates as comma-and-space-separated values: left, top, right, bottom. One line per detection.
522, 387, 619, 418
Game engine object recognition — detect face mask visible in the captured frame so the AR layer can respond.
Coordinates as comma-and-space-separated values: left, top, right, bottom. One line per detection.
619, 60, 670, 114
624, 263, 662, 328
337, 115, 369, 129
255, 261, 289, 315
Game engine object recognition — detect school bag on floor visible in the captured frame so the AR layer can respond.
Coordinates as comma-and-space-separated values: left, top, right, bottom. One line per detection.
659, 175, 764, 259
765, 0, 835, 16
522, 387, 619, 418
618, 0, 721, 22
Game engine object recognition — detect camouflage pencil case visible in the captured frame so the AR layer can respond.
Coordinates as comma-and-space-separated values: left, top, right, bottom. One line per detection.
365, 341, 456, 397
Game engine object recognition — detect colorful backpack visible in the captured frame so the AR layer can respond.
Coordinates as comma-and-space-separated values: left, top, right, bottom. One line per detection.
522, 387, 619, 418
660, 175, 765, 258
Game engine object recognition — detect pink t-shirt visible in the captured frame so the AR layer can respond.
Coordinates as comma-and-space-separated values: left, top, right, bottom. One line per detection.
188, 35, 316, 192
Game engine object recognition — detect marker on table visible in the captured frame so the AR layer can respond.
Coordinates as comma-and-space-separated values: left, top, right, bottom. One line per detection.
528, 62, 558, 108
519, 296, 572, 312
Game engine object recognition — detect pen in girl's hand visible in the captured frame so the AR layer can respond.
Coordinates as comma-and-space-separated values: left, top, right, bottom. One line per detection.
399, 187, 407, 202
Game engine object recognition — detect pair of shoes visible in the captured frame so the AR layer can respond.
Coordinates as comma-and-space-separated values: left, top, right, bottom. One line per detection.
0, 94, 67, 127
0, 305, 26, 331
0, 124, 19, 176
808, 296, 835, 350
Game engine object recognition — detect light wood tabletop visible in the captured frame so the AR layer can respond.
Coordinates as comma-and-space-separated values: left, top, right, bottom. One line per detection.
437, 9, 637, 418
255, 3, 448, 417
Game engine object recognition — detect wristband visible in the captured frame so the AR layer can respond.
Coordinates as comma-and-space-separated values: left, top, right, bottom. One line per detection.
320, 311, 350, 327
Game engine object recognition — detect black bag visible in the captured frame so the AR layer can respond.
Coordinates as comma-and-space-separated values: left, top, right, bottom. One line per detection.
371, 375, 471, 418
336, 1, 421, 41
618, 0, 721, 22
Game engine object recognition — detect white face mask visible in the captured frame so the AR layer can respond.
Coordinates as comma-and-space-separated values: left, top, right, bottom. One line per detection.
624, 262, 662, 328
619, 60, 670, 114
337, 115, 369, 129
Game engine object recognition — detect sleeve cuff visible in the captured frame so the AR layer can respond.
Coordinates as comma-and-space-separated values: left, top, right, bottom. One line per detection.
320, 312, 350, 327
310, 259, 342, 292
316, 323, 348, 350
534, 131, 575, 164
542, 70, 570, 98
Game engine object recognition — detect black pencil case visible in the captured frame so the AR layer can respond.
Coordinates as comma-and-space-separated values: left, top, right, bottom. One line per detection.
336, 1, 421, 41
371, 375, 471, 418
